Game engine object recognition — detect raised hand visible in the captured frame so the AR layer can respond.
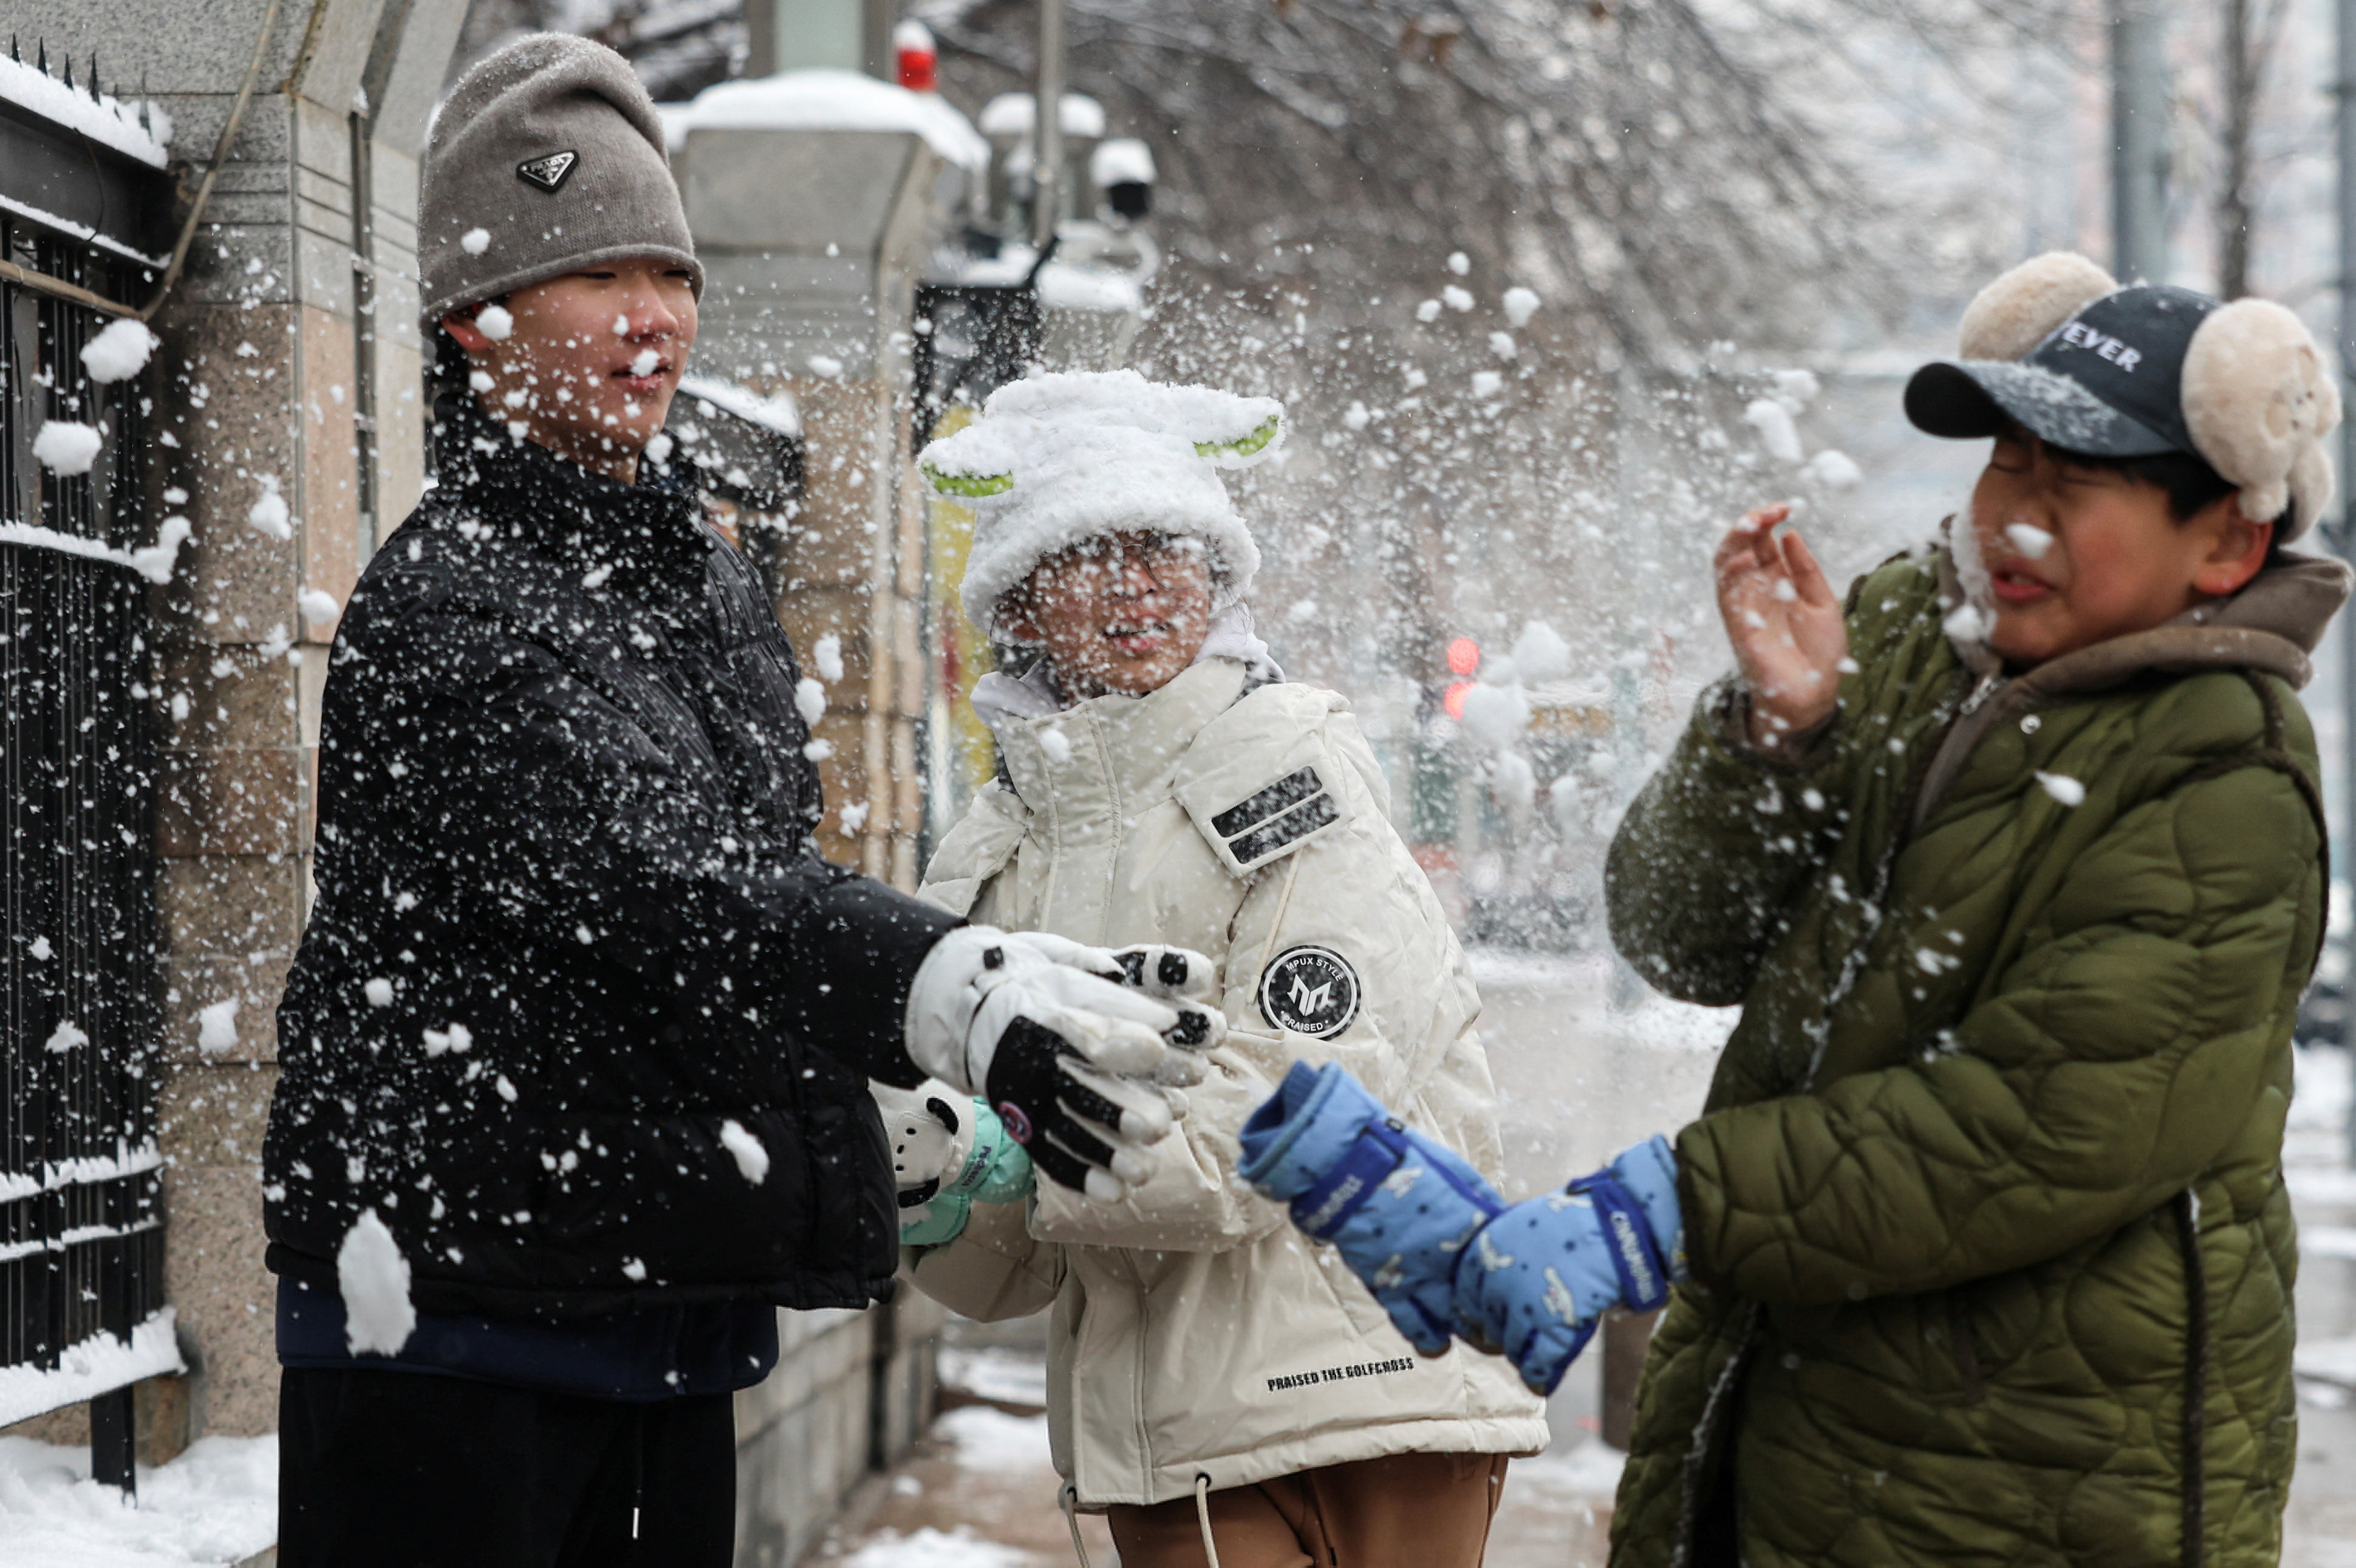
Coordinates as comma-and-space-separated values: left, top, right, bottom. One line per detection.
1715, 503, 1848, 749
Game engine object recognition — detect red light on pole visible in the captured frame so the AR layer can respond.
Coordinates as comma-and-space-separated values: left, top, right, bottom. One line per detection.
895, 20, 938, 92
1446, 636, 1480, 675
1443, 680, 1474, 721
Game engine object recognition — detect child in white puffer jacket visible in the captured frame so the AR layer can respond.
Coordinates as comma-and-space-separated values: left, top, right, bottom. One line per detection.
886, 371, 1547, 1568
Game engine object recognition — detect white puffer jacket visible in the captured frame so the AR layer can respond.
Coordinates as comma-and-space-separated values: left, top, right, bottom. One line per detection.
909, 657, 1548, 1508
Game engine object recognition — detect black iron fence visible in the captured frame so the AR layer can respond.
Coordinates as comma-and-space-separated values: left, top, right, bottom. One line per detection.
0, 219, 166, 1479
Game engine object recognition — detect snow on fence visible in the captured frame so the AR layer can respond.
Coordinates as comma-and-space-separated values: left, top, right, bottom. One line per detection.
0, 200, 168, 1493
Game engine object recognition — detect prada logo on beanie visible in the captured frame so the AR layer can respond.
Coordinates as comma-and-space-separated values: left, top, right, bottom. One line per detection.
516, 150, 579, 193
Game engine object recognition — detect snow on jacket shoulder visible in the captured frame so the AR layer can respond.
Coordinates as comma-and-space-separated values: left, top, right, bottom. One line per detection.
910, 658, 1546, 1507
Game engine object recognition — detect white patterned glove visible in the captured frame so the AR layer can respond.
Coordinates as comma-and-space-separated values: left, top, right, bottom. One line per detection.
904, 927, 1193, 1199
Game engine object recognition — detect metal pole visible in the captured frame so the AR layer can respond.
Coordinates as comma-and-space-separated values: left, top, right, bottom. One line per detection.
2111, 0, 2170, 283
1033, 0, 1065, 253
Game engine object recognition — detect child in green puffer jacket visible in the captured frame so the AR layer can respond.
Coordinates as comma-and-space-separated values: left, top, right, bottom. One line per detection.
1251, 253, 2349, 1568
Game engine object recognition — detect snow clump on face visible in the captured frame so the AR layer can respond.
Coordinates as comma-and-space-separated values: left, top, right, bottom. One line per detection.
1501, 287, 1542, 328
460, 227, 491, 255
80, 318, 159, 384
474, 304, 514, 341
248, 477, 293, 540
2006, 522, 2054, 558
32, 421, 103, 476
196, 999, 240, 1056
338, 1209, 417, 1355
719, 1119, 771, 1184
630, 349, 660, 377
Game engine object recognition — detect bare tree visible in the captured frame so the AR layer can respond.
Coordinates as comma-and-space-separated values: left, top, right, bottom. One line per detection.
2212, 0, 2294, 299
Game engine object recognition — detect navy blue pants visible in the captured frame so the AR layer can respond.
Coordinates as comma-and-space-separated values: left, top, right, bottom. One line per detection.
278, 1368, 736, 1568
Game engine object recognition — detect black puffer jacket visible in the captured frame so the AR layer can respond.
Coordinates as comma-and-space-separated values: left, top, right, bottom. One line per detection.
265, 408, 956, 1317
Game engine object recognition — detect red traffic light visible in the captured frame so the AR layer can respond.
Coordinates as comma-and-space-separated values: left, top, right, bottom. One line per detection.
895, 20, 938, 92
1443, 680, 1475, 721
1446, 636, 1480, 675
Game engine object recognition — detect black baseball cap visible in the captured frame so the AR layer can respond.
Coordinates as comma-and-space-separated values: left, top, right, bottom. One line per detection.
1904, 284, 2220, 459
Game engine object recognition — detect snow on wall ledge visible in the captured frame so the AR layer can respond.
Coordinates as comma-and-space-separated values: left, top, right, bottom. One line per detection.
0, 54, 170, 168
663, 69, 989, 172
0, 1308, 183, 1428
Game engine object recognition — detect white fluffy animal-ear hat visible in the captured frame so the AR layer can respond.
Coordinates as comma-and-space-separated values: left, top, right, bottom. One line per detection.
922, 369, 1283, 639
1905, 251, 2340, 540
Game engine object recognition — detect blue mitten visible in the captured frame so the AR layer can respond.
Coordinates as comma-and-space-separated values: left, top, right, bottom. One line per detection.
1452, 1136, 1687, 1395
1238, 1061, 1503, 1355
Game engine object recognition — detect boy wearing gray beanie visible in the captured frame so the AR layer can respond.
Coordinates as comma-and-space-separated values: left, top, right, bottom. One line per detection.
264, 35, 1215, 1566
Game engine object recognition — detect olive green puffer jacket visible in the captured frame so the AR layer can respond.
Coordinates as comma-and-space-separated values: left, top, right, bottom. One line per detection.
1604, 544, 2349, 1568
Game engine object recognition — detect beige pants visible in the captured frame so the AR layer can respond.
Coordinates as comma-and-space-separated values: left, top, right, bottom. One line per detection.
1105, 1452, 1511, 1568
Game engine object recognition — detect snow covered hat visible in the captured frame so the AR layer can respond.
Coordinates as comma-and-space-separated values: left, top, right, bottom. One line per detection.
418, 33, 702, 331
1905, 252, 2339, 540
923, 370, 1283, 638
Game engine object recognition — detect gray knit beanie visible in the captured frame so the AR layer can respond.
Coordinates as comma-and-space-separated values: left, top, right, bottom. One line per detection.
418, 33, 702, 332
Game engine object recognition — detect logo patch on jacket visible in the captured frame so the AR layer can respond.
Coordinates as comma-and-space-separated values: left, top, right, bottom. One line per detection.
1258, 946, 1359, 1038
516, 150, 579, 192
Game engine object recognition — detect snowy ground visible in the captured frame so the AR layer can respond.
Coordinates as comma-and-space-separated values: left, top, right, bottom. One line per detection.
0, 1435, 275, 1568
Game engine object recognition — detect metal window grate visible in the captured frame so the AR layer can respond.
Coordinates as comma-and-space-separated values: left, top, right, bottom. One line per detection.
0, 219, 165, 1417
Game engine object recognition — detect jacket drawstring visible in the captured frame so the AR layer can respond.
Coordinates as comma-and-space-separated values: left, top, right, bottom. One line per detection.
1195, 1473, 1223, 1568
2175, 1188, 2208, 1568
1060, 1483, 1092, 1568
630, 1405, 646, 1543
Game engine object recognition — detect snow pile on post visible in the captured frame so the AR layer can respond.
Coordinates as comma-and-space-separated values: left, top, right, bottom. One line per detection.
0, 53, 171, 168
0, 1307, 183, 1427
337, 1210, 416, 1355
668, 69, 989, 172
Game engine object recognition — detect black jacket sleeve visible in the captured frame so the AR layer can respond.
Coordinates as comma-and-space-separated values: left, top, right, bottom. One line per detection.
336, 597, 957, 1086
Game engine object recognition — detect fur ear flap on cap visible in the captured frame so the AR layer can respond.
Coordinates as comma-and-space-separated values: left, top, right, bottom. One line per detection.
2180, 298, 2341, 539
1957, 252, 2119, 361
2286, 439, 2336, 542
